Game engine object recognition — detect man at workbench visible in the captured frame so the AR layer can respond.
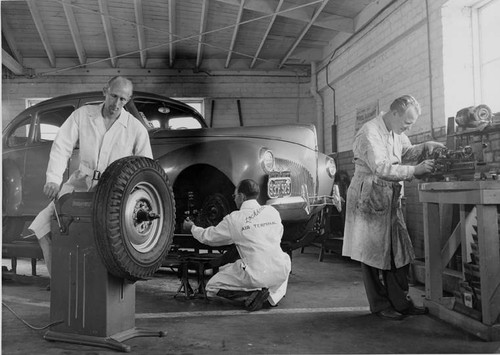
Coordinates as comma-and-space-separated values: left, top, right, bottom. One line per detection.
183, 179, 291, 311
342, 95, 445, 320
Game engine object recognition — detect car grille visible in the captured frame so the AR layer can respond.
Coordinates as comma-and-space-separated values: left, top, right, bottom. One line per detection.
274, 158, 314, 196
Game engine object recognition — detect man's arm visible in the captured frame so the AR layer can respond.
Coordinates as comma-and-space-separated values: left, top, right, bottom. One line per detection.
357, 130, 416, 181
187, 216, 234, 247
133, 123, 153, 159
44, 112, 80, 195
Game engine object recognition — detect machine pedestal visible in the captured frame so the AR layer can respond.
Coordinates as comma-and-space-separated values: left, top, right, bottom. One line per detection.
45, 193, 166, 352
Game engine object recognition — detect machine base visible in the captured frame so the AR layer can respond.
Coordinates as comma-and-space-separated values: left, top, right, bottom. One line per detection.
44, 327, 167, 353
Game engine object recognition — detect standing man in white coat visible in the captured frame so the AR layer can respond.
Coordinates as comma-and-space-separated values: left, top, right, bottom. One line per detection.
28, 76, 153, 278
342, 95, 445, 320
183, 179, 291, 311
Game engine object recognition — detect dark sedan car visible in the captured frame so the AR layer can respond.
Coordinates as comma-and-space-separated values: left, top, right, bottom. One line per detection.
2, 91, 339, 255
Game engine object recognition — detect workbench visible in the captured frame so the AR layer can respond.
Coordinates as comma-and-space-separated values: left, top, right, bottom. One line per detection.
419, 181, 500, 340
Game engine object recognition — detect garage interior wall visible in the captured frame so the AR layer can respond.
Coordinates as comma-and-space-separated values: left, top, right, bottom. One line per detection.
2, 0, 496, 259
2, 73, 315, 129
316, 0, 495, 258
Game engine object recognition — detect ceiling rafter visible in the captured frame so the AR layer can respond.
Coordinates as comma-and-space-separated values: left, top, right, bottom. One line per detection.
62, 0, 87, 66
279, 0, 329, 68
196, 0, 210, 70
215, 0, 353, 33
225, 0, 246, 68
168, 0, 176, 68
134, 0, 147, 68
26, 0, 56, 68
1, 13, 23, 64
250, 0, 283, 69
98, 0, 118, 68
2, 49, 25, 75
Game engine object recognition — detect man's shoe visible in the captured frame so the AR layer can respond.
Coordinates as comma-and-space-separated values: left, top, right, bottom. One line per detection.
375, 309, 405, 320
401, 304, 428, 315
245, 288, 270, 312
217, 289, 252, 300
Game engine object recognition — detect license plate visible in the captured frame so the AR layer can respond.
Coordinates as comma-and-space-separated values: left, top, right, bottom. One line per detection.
268, 172, 291, 198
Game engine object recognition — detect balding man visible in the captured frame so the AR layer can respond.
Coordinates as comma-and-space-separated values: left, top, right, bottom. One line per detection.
28, 76, 153, 278
342, 95, 445, 320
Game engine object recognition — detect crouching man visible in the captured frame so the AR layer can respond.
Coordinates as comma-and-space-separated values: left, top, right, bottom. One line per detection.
183, 179, 291, 311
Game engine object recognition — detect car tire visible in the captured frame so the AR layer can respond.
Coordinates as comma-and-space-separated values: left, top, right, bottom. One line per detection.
195, 193, 232, 228
92, 156, 175, 281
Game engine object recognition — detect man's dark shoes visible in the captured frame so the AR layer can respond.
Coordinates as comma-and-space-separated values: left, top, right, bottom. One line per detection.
375, 308, 405, 320
401, 303, 429, 316
245, 288, 270, 312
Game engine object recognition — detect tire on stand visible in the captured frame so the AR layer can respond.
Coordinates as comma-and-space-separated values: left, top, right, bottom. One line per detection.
92, 156, 175, 281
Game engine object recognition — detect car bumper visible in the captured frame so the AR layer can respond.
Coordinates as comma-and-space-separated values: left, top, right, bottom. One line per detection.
266, 192, 340, 222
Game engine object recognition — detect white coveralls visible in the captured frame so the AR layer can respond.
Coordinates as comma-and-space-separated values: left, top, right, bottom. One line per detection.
342, 113, 426, 269
190, 199, 291, 306
29, 103, 153, 239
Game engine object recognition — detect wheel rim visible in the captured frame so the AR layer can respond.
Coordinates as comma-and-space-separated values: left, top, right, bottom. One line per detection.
124, 181, 164, 253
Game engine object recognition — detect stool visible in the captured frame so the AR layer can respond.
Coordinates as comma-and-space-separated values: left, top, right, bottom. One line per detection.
174, 252, 221, 299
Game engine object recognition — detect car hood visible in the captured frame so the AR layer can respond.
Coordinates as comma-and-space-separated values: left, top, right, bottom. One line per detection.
150, 124, 319, 151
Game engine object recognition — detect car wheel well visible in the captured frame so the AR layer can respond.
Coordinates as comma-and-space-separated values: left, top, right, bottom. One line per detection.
172, 164, 236, 231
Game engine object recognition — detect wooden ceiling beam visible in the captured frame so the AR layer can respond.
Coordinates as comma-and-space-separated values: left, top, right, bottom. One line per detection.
26, 0, 56, 67
2, 49, 25, 75
1, 14, 23, 64
62, 0, 87, 66
98, 0, 118, 68
134, 0, 147, 68
225, 0, 246, 69
279, 0, 329, 68
250, 0, 283, 69
196, 0, 209, 70
168, 0, 176, 68
215, 0, 353, 33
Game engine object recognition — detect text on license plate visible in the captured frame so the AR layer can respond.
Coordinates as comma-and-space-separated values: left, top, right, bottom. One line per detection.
268, 176, 292, 198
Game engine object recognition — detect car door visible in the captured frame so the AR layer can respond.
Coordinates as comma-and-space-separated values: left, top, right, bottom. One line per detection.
23, 102, 78, 214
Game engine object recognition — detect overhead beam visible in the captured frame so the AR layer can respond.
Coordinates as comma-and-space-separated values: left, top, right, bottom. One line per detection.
2, 49, 26, 75
250, 0, 283, 69
279, 0, 329, 68
26, 0, 56, 67
62, 0, 87, 65
134, 0, 147, 68
2, 14, 23, 64
98, 0, 118, 67
225, 0, 245, 68
215, 0, 353, 33
196, 0, 209, 70
168, 0, 176, 68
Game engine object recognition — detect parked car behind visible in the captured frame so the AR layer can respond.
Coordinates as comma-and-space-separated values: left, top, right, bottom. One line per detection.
2, 91, 338, 254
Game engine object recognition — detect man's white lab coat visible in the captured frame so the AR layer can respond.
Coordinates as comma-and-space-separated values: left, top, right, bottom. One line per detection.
29, 103, 152, 238
342, 113, 426, 270
191, 199, 291, 305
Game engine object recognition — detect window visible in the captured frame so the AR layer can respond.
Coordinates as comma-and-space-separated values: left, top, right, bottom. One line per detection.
176, 98, 204, 117
36, 106, 75, 142
6, 115, 31, 148
473, 0, 500, 112
133, 97, 204, 130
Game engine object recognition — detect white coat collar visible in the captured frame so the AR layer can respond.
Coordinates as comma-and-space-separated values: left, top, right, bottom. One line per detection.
374, 112, 391, 136
240, 199, 261, 210
89, 103, 129, 128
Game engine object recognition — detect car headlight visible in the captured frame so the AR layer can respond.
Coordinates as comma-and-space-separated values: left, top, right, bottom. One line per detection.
326, 156, 336, 178
260, 149, 275, 173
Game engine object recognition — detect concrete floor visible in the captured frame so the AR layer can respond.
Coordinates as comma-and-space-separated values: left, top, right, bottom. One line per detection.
2, 249, 500, 354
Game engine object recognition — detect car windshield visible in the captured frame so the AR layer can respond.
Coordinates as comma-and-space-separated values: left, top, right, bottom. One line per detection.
133, 98, 203, 130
